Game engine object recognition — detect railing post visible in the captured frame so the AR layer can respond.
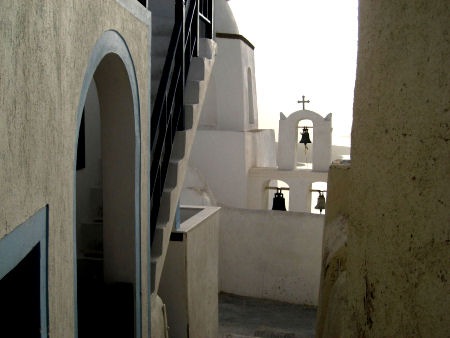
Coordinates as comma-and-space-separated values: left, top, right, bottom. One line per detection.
207, 0, 213, 39
151, 0, 215, 244
194, 0, 200, 57
176, 0, 186, 84
177, 0, 186, 131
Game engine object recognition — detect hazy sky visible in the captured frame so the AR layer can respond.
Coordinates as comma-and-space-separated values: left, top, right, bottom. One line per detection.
228, 0, 358, 146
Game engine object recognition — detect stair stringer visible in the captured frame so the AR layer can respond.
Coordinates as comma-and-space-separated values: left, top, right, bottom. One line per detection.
151, 38, 217, 294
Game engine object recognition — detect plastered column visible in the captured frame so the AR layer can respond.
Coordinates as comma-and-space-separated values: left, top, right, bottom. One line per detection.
319, 1, 450, 336
288, 181, 311, 213
277, 116, 298, 170
312, 122, 332, 172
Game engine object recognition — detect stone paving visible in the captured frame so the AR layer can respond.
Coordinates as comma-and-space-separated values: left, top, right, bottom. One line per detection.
219, 293, 317, 338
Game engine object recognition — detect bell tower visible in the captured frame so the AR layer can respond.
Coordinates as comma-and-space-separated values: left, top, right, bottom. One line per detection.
277, 109, 332, 171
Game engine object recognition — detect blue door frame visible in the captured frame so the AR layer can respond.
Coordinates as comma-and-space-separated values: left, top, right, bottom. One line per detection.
0, 206, 49, 338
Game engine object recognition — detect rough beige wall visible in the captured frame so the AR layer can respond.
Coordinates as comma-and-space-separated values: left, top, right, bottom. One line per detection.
0, 1, 150, 337
316, 164, 351, 337
320, 0, 449, 336
159, 206, 220, 338
186, 210, 219, 338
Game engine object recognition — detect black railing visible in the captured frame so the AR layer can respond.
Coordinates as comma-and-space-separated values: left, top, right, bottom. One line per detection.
150, 0, 213, 243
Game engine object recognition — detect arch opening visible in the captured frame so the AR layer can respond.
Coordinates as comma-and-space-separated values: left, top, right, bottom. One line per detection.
297, 119, 314, 168
75, 48, 140, 338
310, 181, 327, 214
267, 179, 290, 211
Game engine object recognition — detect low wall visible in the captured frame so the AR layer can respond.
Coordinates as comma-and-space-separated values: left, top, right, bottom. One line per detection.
219, 207, 324, 306
159, 206, 220, 338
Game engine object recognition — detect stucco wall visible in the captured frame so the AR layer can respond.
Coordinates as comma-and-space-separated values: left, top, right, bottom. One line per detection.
315, 163, 351, 337
319, 1, 450, 336
188, 129, 277, 209
189, 130, 248, 208
219, 207, 324, 306
159, 206, 220, 338
0, 1, 151, 337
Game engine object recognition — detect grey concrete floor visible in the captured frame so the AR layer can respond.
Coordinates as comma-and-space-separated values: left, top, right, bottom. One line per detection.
219, 293, 317, 338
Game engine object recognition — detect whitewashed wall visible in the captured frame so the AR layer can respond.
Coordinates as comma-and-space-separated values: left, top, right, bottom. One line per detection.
219, 207, 324, 306
187, 129, 276, 209
199, 37, 258, 131
247, 167, 328, 213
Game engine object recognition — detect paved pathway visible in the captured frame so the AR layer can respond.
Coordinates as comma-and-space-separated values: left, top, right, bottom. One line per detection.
219, 293, 317, 338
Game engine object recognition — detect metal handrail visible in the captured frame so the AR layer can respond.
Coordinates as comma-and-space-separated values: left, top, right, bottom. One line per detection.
150, 0, 213, 244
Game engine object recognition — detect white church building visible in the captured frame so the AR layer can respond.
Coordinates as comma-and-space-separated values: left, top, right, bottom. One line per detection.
158, 0, 349, 328
181, 0, 348, 214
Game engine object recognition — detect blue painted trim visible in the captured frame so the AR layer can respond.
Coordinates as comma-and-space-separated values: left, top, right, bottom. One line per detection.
0, 206, 49, 338
147, 20, 153, 338
73, 30, 142, 338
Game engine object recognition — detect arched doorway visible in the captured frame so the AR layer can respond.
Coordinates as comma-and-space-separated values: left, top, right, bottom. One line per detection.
74, 31, 141, 338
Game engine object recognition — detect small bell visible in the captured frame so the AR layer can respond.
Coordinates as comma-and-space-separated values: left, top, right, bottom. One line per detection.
272, 188, 287, 211
299, 127, 312, 149
315, 192, 326, 214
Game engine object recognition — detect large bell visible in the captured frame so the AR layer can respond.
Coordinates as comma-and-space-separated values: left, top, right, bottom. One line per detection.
272, 189, 286, 211
299, 127, 312, 148
315, 192, 326, 214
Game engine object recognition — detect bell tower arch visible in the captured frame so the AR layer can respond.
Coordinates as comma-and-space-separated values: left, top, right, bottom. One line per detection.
277, 110, 332, 171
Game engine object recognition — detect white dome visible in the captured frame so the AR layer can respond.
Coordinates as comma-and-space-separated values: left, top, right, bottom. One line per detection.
214, 0, 239, 34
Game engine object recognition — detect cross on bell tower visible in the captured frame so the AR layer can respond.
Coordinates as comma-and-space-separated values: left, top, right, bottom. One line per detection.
297, 95, 310, 110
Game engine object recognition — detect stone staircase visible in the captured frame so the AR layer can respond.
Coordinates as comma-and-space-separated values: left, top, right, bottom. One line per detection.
151, 14, 174, 108
150, 32, 217, 294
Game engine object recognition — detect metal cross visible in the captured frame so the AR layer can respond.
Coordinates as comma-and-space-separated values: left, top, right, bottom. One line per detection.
297, 95, 310, 110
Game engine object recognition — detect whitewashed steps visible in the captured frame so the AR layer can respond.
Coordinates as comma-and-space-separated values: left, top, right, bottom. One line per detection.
150, 38, 217, 294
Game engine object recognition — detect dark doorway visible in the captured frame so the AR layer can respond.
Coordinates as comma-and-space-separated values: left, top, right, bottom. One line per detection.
76, 52, 137, 338
0, 244, 41, 338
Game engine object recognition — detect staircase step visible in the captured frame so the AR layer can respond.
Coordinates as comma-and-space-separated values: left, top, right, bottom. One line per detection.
188, 57, 215, 81
150, 38, 218, 295
187, 57, 207, 81
150, 258, 157, 292
165, 162, 179, 190
184, 104, 196, 130
151, 79, 161, 94
152, 36, 171, 57
151, 79, 161, 105
151, 55, 167, 77
184, 81, 201, 105
171, 131, 187, 160
199, 37, 218, 60
152, 16, 173, 36
157, 191, 172, 224
152, 227, 165, 257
